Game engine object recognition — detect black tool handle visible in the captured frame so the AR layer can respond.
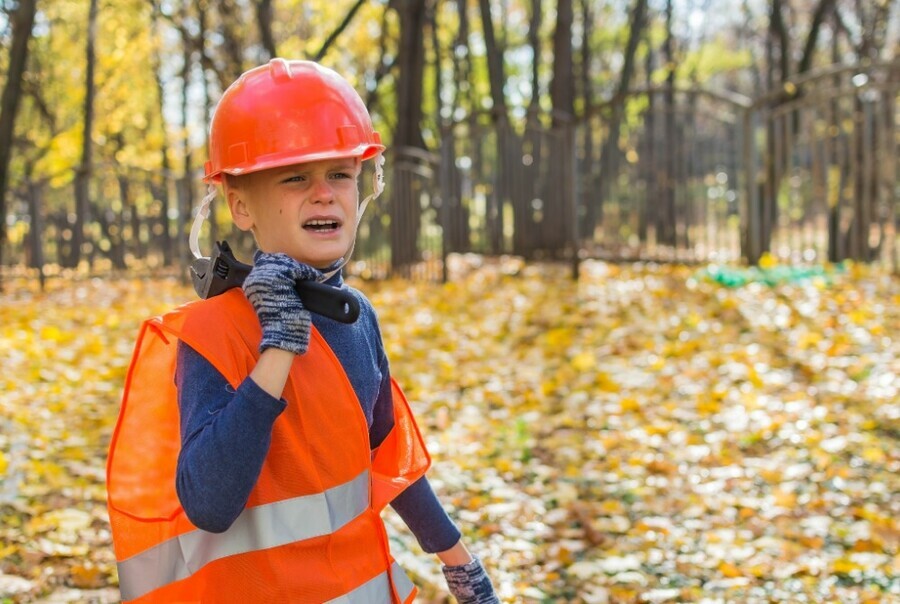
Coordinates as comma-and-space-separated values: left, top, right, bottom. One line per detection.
295, 279, 360, 324
191, 241, 360, 324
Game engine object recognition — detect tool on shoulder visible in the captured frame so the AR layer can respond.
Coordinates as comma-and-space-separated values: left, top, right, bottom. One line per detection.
190, 241, 360, 324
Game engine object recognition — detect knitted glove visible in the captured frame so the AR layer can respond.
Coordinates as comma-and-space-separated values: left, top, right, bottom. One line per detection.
242, 252, 322, 355
442, 557, 499, 604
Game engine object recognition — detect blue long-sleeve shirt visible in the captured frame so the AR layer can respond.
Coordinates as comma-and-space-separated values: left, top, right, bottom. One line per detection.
173, 272, 461, 554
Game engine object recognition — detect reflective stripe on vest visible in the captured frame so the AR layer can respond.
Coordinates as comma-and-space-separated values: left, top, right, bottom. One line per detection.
325, 562, 416, 604
118, 469, 369, 601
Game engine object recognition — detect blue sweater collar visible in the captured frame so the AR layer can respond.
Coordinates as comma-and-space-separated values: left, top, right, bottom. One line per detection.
251, 250, 344, 288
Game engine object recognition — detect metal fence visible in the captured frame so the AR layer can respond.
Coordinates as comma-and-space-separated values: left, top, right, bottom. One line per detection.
2, 61, 897, 284
359, 59, 898, 280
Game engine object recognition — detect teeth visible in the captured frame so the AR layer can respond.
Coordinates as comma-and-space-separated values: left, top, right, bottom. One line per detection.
305, 219, 338, 227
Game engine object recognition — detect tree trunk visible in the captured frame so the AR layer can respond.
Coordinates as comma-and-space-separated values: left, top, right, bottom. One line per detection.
443, 0, 472, 255
595, 0, 648, 234
547, 0, 575, 255
513, 0, 542, 258
197, 3, 218, 250
640, 29, 654, 245
0, 0, 37, 283
579, 0, 596, 243
760, 0, 837, 261
179, 24, 195, 271
151, 4, 176, 266
26, 176, 46, 290
477, 0, 512, 254
217, 0, 245, 82
657, 0, 677, 247
389, 0, 428, 271
550, 0, 575, 127
255, 0, 277, 60
72, 0, 100, 269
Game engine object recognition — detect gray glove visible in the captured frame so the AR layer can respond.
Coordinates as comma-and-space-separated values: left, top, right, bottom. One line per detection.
442, 557, 499, 604
242, 252, 322, 355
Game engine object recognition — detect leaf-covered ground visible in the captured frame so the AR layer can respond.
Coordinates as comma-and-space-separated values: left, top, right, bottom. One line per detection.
0, 260, 897, 603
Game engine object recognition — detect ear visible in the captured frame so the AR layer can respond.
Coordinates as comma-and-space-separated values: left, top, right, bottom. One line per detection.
226, 185, 254, 232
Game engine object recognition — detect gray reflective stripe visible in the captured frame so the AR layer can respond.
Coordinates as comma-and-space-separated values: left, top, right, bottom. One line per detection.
391, 561, 417, 601
118, 469, 370, 601
325, 562, 416, 604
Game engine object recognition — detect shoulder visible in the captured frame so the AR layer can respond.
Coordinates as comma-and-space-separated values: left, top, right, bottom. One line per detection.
161, 289, 260, 385
174, 289, 254, 335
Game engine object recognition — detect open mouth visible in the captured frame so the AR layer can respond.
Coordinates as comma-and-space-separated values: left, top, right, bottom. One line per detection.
303, 219, 341, 233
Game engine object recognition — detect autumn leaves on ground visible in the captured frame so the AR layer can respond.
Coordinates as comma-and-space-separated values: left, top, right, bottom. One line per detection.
0, 260, 897, 603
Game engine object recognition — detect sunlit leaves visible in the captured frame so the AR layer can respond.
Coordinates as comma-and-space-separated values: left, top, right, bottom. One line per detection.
0, 276, 189, 602
0, 262, 897, 601
369, 260, 899, 602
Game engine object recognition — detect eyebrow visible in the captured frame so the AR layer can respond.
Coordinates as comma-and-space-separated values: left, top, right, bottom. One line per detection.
331, 161, 360, 171
276, 162, 358, 177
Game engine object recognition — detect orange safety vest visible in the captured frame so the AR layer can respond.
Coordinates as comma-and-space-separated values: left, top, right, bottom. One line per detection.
106, 288, 431, 603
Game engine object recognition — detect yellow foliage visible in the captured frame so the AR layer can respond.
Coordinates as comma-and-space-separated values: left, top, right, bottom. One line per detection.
1, 261, 898, 602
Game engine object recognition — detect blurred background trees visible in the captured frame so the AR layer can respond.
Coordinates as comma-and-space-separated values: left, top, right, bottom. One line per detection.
0, 0, 897, 288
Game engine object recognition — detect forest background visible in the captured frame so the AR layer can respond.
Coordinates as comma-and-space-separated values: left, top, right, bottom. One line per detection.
1, 0, 899, 602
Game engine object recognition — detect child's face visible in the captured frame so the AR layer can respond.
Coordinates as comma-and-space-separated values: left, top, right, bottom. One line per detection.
226, 158, 362, 268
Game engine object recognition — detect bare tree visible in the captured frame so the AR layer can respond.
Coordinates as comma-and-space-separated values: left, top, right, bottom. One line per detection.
177, 0, 195, 268
657, 0, 677, 247
592, 0, 649, 236
547, 0, 576, 255
71, 0, 100, 268
0, 0, 38, 282
757, 0, 838, 258
550, 0, 575, 126
256, 0, 277, 60
441, 0, 473, 255
478, 0, 509, 124
476, 0, 513, 254
314, 0, 367, 62
217, 0, 246, 81
389, 0, 429, 269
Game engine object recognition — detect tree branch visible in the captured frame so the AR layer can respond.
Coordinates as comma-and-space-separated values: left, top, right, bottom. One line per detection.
314, 0, 367, 62
797, 0, 837, 75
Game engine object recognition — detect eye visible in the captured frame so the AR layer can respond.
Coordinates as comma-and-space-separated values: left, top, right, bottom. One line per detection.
281, 174, 306, 184
330, 171, 354, 180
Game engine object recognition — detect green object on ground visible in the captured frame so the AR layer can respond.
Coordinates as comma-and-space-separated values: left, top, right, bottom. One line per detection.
698, 263, 845, 288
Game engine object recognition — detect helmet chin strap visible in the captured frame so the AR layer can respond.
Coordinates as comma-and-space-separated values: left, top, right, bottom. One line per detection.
321, 152, 385, 281
189, 152, 386, 282
190, 185, 218, 260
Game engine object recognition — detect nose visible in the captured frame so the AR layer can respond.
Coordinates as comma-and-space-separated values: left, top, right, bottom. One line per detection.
310, 176, 335, 204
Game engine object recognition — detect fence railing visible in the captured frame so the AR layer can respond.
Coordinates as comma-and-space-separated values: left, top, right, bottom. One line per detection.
2, 61, 897, 284
370, 59, 897, 280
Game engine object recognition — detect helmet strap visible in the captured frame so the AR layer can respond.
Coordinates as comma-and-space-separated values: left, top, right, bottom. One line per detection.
321, 152, 385, 281
190, 184, 218, 260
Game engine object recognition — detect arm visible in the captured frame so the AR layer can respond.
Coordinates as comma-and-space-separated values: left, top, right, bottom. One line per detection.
175, 343, 289, 532
370, 355, 463, 553
176, 252, 320, 533
371, 359, 498, 602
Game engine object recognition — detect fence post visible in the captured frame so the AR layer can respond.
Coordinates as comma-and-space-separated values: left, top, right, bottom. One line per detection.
439, 124, 452, 283
567, 120, 580, 279
743, 108, 761, 265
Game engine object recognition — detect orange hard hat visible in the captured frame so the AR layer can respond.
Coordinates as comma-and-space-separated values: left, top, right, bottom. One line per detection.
204, 59, 384, 183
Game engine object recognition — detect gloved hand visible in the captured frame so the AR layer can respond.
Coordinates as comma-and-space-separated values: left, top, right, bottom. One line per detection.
442, 557, 500, 604
242, 252, 322, 355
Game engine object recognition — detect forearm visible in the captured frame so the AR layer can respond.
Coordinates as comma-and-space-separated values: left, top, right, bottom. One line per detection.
248, 347, 295, 398
436, 540, 472, 566
390, 476, 462, 553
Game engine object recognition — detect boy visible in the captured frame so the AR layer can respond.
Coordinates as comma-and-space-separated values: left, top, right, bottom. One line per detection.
106, 59, 498, 603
